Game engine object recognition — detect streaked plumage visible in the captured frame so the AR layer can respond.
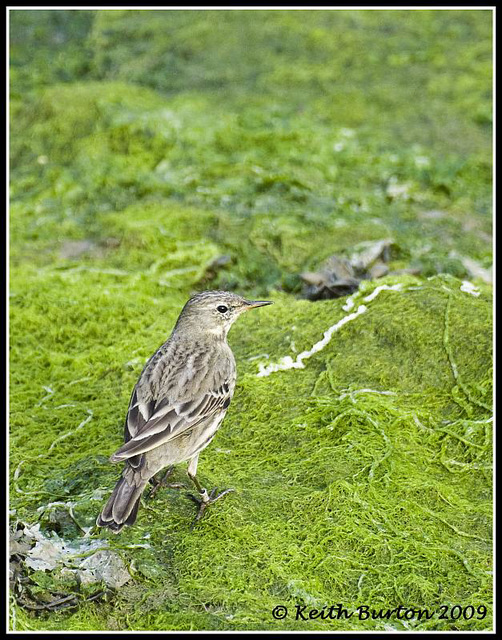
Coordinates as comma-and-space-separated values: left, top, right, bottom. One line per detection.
97, 290, 272, 533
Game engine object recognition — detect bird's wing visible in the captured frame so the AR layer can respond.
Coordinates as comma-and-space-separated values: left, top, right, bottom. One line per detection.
113, 344, 234, 463
112, 384, 232, 462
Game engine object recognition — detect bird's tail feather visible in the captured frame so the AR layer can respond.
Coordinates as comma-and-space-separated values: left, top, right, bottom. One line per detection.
96, 473, 146, 533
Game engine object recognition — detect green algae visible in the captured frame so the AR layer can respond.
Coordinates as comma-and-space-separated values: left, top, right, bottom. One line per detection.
9, 8, 492, 632
10, 11, 492, 292
10, 270, 493, 631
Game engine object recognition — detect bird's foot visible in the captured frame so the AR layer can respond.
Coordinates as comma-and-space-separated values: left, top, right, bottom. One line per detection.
187, 487, 235, 528
148, 466, 186, 499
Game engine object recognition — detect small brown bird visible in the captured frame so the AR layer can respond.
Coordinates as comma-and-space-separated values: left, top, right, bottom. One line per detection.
97, 291, 272, 533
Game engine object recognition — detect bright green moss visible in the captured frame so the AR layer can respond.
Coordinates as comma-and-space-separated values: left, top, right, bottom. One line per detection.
10, 8, 492, 632
10, 11, 492, 291
10, 265, 493, 630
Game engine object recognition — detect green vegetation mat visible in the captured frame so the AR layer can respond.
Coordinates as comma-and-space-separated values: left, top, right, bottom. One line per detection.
9, 9, 492, 631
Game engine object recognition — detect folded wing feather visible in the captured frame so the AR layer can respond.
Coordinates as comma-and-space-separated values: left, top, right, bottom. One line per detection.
111, 384, 232, 462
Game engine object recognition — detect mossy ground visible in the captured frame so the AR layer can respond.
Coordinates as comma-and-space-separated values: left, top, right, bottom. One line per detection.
10, 9, 492, 631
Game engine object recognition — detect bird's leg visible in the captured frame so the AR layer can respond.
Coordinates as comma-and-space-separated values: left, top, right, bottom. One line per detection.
186, 456, 234, 528
148, 466, 186, 499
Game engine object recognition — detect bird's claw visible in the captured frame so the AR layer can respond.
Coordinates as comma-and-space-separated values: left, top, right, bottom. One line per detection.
148, 467, 186, 499
187, 487, 235, 528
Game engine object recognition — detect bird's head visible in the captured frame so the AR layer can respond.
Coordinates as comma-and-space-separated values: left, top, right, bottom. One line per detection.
174, 290, 273, 339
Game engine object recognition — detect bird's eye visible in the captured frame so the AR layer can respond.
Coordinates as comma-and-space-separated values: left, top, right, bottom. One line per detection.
217, 305, 228, 313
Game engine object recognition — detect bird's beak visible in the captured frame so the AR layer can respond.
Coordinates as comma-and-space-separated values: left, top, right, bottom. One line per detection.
245, 300, 273, 310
